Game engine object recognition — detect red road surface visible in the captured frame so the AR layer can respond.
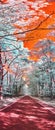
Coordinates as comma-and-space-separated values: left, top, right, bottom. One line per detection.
0, 96, 55, 130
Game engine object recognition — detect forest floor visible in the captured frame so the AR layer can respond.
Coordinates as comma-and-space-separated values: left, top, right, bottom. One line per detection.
0, 96, 23, 110
34, 97, 55, 107
0, 97, 17, 110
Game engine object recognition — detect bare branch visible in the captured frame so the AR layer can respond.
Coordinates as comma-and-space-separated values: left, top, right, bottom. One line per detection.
3, 54, 19, 77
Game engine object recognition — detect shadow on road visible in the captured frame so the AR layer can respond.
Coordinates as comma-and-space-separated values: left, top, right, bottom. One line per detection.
0, 96, 55, 130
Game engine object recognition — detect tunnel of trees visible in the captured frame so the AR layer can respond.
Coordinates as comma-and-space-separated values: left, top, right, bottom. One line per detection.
0, 0, 55, 99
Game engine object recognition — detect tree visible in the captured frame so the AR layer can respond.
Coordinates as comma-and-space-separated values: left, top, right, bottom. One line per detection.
32, 39, 55, 98
0, 1, 55, 98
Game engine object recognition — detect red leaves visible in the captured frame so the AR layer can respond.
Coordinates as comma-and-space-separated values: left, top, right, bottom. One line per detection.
0, 0, 8, 4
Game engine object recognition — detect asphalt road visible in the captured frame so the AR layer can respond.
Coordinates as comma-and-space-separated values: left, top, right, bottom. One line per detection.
0, 96, 55, 130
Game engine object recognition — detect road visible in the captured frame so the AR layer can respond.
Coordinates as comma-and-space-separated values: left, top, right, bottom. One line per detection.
0, 96, 55, 130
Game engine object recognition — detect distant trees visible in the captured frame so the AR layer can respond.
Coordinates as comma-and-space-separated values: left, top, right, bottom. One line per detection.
28, 39, 55, 98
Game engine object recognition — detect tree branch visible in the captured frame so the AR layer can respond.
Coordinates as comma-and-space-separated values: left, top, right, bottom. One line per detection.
0, 11, 55, 38
3, 54, 19, 77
